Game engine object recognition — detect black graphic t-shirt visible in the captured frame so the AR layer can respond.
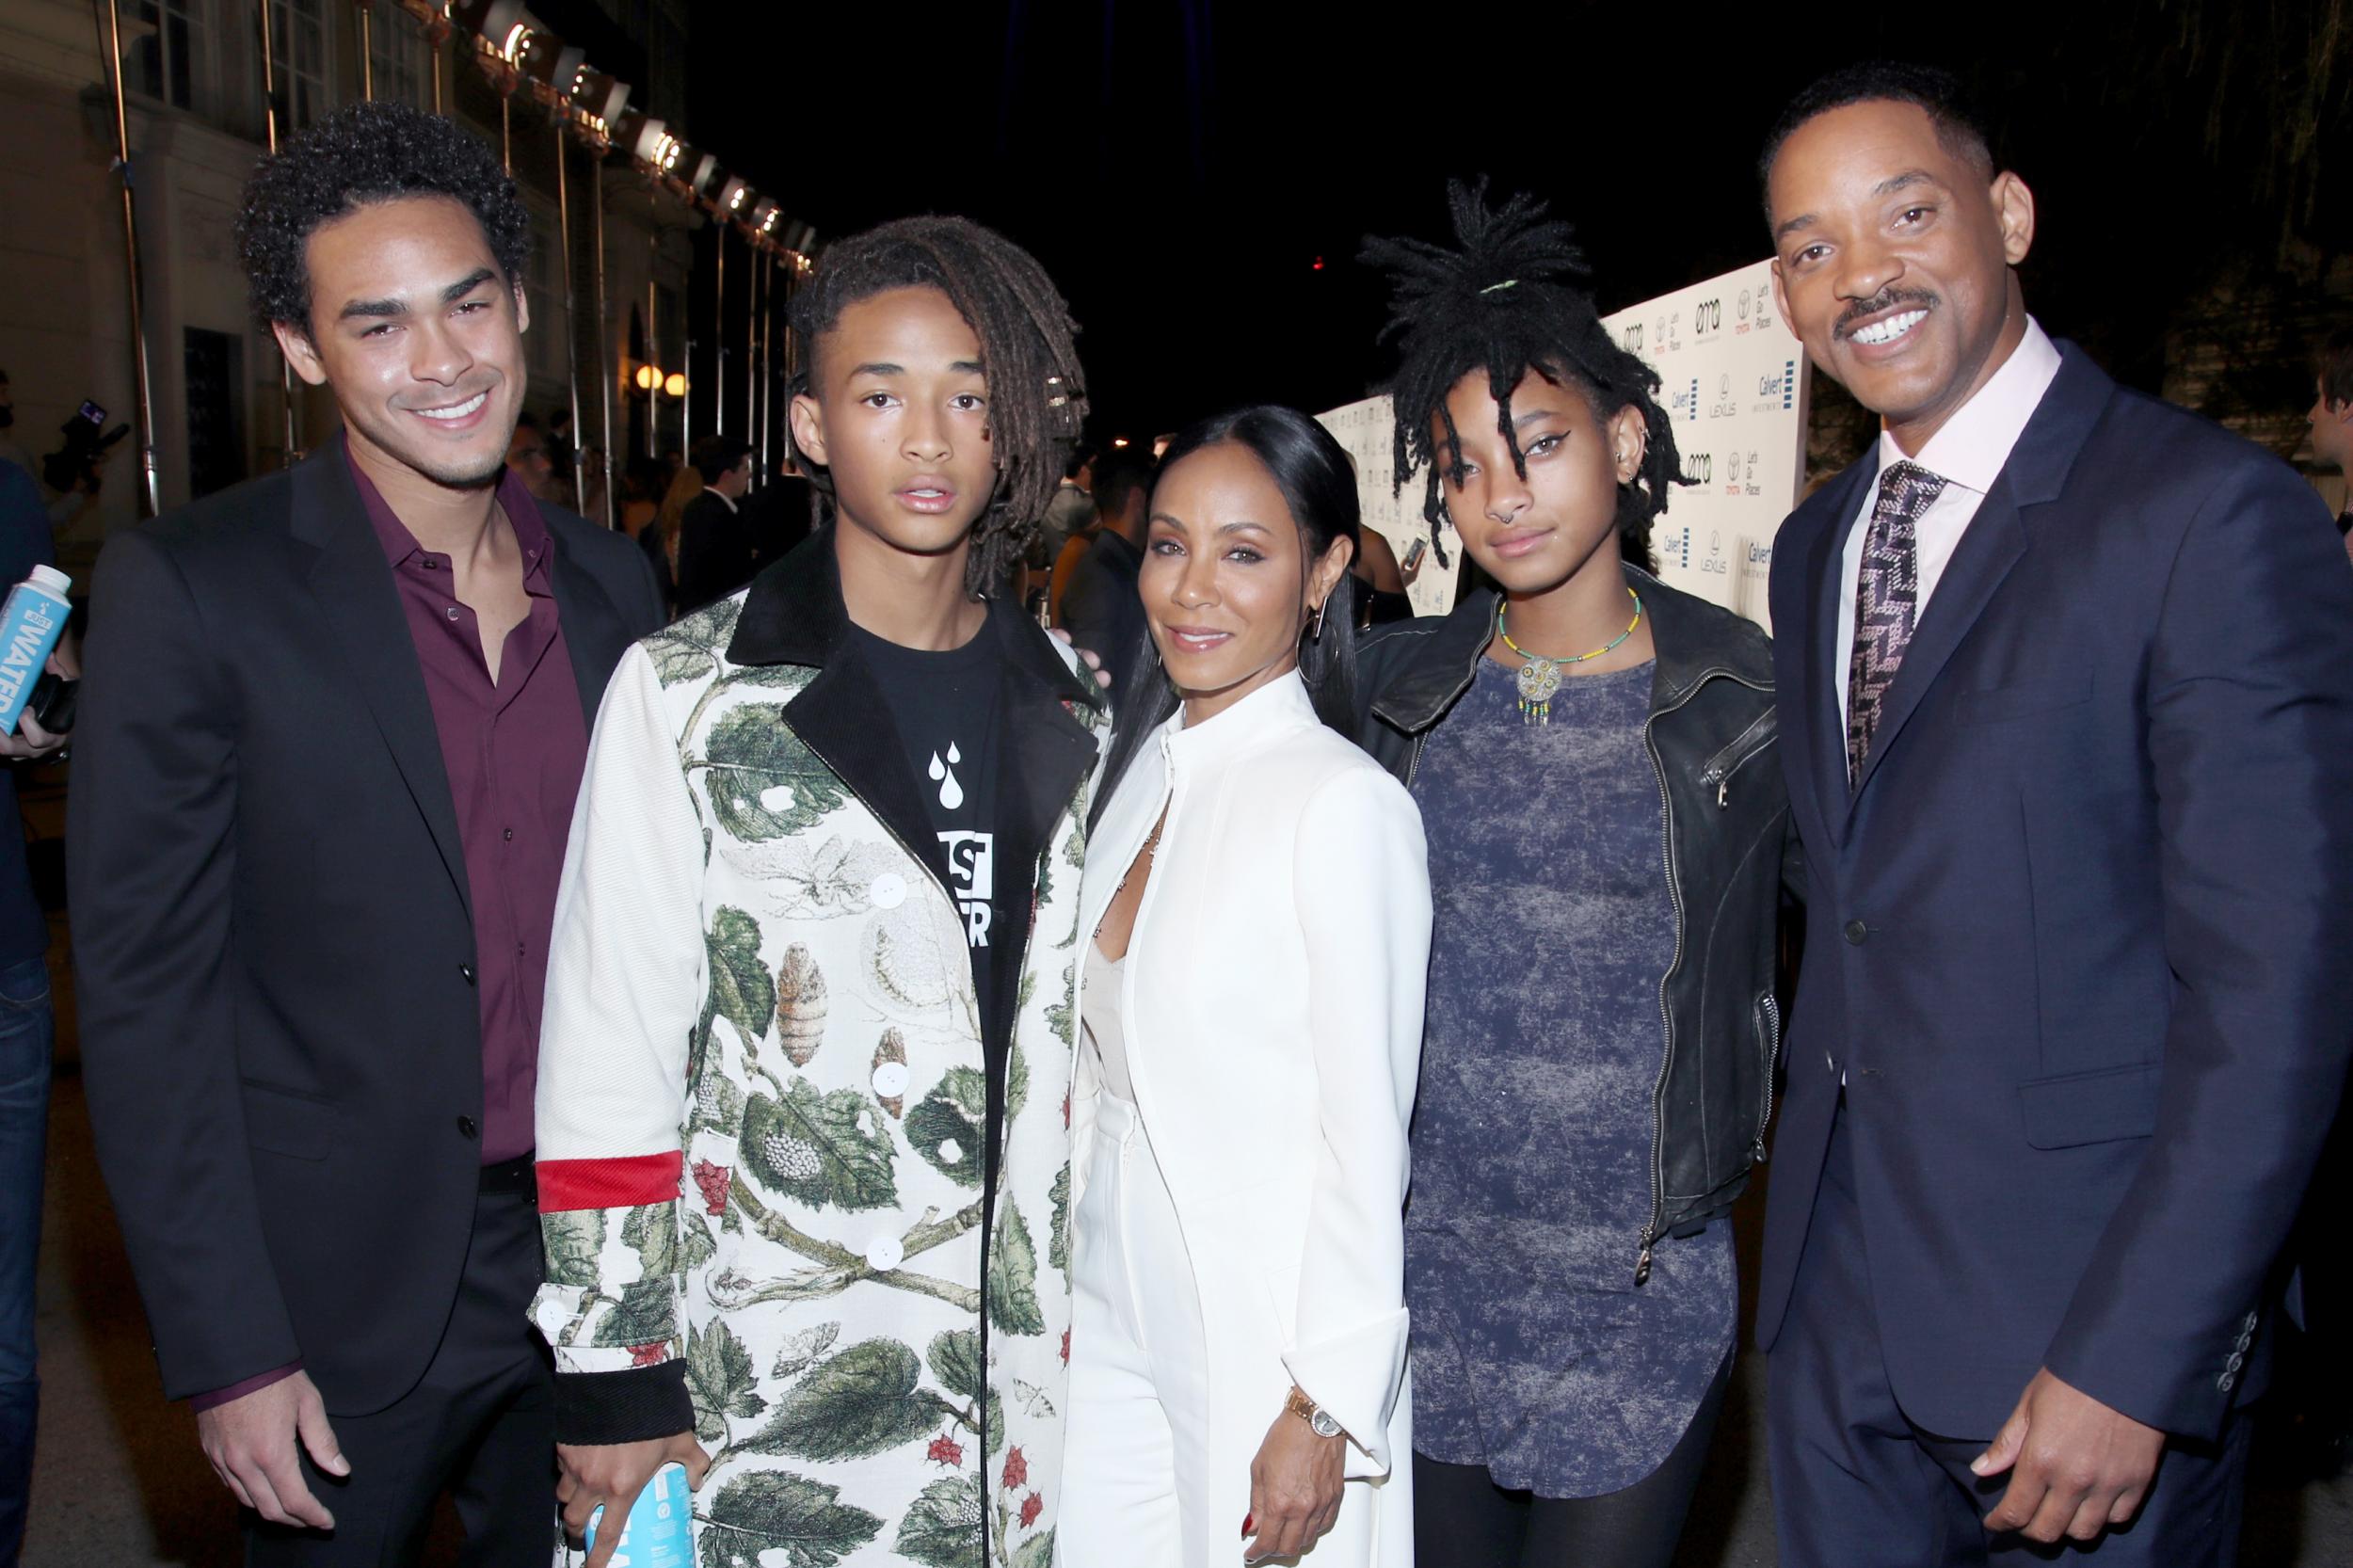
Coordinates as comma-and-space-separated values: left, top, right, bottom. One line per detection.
852, 620, 1011, 1038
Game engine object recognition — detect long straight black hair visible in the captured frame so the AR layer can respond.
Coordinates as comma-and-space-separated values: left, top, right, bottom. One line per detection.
1092, 405, 1362, 828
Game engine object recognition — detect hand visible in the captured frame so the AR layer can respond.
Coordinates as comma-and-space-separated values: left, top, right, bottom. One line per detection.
558, 1432, 712, 1568
1243, 1397, 1344, 1563
1972, 1367, 2165, 1544
0, 709, 66, 762
1047, 626, 1115, 690
195, 1370, 349, 1530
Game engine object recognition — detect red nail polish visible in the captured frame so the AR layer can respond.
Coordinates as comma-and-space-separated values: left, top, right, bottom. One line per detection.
1241, 1512, 1254, 1537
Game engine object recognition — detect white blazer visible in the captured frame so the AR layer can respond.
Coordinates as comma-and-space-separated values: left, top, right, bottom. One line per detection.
1075, 671, 1432, 1562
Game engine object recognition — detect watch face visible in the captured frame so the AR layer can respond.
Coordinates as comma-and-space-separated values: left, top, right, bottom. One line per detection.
1311, 1410, 1343, 1438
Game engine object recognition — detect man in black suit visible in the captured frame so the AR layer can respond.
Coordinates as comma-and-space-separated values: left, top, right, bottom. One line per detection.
671, 434, 755, 612
1055, 445, 1154, 696
1756, 65, 2353, 1564
69, 102, 661, 1563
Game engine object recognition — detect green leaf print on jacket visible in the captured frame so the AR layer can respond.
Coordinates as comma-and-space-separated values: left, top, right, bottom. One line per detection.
687, 1318, 769, 1447
744, 1337, 947, 1463
591, 1276, 676, 1349
651, 600, 741, 689
739, 1079, 898, 1211
928, 1329, 1006, 1458
985, 1201, 1045, 1336
894, 1475, 984, 1568
697, 704, 854, 843
623, 1201, 678, 1281
1047, 1165, 1070, 1275
695, 1468, 882, 1568
905, 1067, 986, 1189
542, 1208, 602, 1288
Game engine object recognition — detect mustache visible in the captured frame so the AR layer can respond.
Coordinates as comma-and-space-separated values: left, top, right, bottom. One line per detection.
1834, 289, 1939, 339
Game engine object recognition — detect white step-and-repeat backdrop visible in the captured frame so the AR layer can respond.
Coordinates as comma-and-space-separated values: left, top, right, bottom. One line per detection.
1319, 259, 1809, 632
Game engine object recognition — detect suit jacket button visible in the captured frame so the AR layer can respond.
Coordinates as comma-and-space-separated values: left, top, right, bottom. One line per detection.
1843, 920, 1869, 945
2217, 1370, 2236, 1392
457, 1115, 479, 1140
460, 964, 476, 985
2225, 1351, 2245, 1373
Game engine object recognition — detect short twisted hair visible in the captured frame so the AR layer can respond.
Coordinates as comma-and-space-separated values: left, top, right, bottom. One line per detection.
1360, 179, 1686, 571
787, 215, 1087, 596
237, 100, 529, 339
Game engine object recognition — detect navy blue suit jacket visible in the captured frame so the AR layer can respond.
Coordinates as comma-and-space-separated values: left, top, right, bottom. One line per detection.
1759, 344, 2353, 1442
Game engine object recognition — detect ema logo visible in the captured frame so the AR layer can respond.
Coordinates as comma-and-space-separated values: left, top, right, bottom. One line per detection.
1691, 297, 1723, 338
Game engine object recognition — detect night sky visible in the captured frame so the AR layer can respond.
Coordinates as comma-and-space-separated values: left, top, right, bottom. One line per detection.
686, 1, 2346, 449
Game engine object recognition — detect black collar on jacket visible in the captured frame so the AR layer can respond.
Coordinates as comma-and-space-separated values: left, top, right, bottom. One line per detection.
725, 524, 1104, 939
1365, 561, 1773, 739
285, 440, 639, 923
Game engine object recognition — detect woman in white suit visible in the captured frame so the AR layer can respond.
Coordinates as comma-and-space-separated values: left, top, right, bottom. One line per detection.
1063, 406, 1433, 1567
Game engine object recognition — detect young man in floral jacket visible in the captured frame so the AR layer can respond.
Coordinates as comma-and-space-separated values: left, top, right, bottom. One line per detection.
531, 216, 1107, 1568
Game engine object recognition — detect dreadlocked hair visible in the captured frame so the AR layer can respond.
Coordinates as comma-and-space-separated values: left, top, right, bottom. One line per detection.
786, 215, 1086, 596
1358, 178, 1687, 573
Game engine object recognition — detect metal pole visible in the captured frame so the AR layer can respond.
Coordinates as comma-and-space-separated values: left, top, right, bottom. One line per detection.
499, 89, 511, 171
357, 1, 374, 100
759, 246, 775, 482
590, 151, 615, 529
102, 0, 161, 517
681, 333, 694, 452
712, 220, 726, 436
744, 233, 759, 484
648, 226, 659, 460
430, 16, 443, 113
552, 120, 584, 506
258, 0, 298, 465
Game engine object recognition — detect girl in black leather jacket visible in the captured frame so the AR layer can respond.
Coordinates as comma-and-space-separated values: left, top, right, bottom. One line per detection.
1352, 183, 1794, 1568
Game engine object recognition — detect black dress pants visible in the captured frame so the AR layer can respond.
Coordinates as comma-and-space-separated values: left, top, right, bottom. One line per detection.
1767, 1104, 2252, 1567
248, 1168, 555, 1567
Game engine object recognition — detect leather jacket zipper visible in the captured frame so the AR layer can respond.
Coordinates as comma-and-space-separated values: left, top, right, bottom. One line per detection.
1700, 709, 1780, 808
1753, 991, 1783, 1161
1638, 664, 1772, 1286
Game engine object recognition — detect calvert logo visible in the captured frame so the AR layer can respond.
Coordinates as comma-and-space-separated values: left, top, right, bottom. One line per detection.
1670, 378, 1701, 422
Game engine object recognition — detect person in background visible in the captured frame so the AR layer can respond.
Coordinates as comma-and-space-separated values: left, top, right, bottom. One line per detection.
68, 101, 663, 1564
1757, 63, 2353, 1564
0, 372, 96, 533
1055, 445, 1154, 695
1064, 406, 1428, 1568
646, 459, 704, 619
576, 445, 608, 529
617, 456, 663, 541
0, 446, 72, 1568
2307, 317, 2353, 551
1350, 528, 1422, 627
672, 434, 756, 612
744, 453, 819, 571
1037, 442, 1097, 573
507, 409, 560, 504
1350, 182, 1786, 1568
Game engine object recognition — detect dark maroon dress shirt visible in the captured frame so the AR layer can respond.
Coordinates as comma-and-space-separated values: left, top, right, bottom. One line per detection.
190, 449, 594, 1414
346, 446, 587, 1166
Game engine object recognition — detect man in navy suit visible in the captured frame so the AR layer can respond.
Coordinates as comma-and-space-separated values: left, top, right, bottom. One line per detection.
1756, 62, 2353, 1564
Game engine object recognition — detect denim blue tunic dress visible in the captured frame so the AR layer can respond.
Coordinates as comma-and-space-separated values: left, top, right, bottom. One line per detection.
1405, 654, 1736, 1497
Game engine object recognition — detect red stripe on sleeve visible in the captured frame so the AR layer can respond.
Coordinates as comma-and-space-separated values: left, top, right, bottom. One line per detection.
536, 1151, 684, 1211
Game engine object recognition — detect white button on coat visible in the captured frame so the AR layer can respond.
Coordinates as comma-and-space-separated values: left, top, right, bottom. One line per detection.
865, 1236, 904, 1272
872, 1061, 911, 1098
869, 873, 907, 910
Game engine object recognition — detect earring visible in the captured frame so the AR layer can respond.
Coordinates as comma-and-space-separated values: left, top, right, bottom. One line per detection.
1311, 599, 1327, 640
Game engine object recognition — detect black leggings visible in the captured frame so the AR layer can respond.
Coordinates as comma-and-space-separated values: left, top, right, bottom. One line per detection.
1410, 1349, 1733, 1568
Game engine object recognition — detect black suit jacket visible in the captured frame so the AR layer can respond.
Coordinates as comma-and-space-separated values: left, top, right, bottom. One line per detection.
674, 489, 757, 614
68, 445, 663, 1413
1759, 345, 2353, 1440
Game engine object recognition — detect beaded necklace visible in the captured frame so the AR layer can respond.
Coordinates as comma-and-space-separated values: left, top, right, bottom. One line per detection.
1496, 586, 1643, 724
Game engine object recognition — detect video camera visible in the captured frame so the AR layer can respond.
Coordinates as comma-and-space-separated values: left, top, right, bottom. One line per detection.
43, 400, 130, 495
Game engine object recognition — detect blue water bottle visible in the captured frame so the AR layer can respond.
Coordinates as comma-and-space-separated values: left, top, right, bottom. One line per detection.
0, 566, 70, 735
584, 1461, 691, 1567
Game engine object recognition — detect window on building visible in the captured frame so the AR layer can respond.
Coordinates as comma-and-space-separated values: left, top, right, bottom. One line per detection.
367, 11, 434, 108
269, 0, 331, 132
131, 0, 203, 112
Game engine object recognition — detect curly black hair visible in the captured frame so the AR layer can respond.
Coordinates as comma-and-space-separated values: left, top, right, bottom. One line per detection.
236, 100, 530, 340
1757, 61, 1994, 216
787, 215, 1086, 596
1359, 179, 1686, 572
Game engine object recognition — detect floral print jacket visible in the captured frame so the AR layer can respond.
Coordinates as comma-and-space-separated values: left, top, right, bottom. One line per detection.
531, 545, 1106, 1568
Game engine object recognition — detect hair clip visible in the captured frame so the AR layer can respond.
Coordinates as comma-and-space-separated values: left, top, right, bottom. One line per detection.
1480, 279, 1520, 294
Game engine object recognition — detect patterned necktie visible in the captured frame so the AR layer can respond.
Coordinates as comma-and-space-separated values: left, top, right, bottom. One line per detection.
1846, 460, 1947, 782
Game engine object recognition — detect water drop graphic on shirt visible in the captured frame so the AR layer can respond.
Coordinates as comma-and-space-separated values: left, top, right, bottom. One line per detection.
928, 743, 966, 811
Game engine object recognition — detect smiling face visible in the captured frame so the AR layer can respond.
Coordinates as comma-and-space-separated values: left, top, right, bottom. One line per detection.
1437, 367, 1645, 598
790, 285, 1000, 563
1140, 441, 1353, 720
275, 194, 529, 490
1767, 99, 2034, 451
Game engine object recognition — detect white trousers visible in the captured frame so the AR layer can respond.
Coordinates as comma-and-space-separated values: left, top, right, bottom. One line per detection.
1060, 1089, 1219, 1566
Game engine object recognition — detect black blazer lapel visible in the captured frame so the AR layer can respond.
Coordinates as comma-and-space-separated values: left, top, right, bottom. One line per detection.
1801, 463, 1871, 840
287, 448, 472, 920
546, 530, 632, 729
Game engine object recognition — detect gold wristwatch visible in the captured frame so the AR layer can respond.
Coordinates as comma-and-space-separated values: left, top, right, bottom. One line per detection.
1285, 1386, 1343, 1440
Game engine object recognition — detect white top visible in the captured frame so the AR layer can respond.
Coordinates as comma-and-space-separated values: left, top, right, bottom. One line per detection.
1080, 942, 1132, 1103
1835, 317, 2064, 717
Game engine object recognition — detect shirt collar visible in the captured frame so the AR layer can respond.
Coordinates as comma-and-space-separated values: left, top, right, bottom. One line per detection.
1873, 316, 2063, 497
344, 432, 554, 579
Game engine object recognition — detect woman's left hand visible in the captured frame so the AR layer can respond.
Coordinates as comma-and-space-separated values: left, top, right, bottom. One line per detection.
1243, 1399, 1345, 1563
